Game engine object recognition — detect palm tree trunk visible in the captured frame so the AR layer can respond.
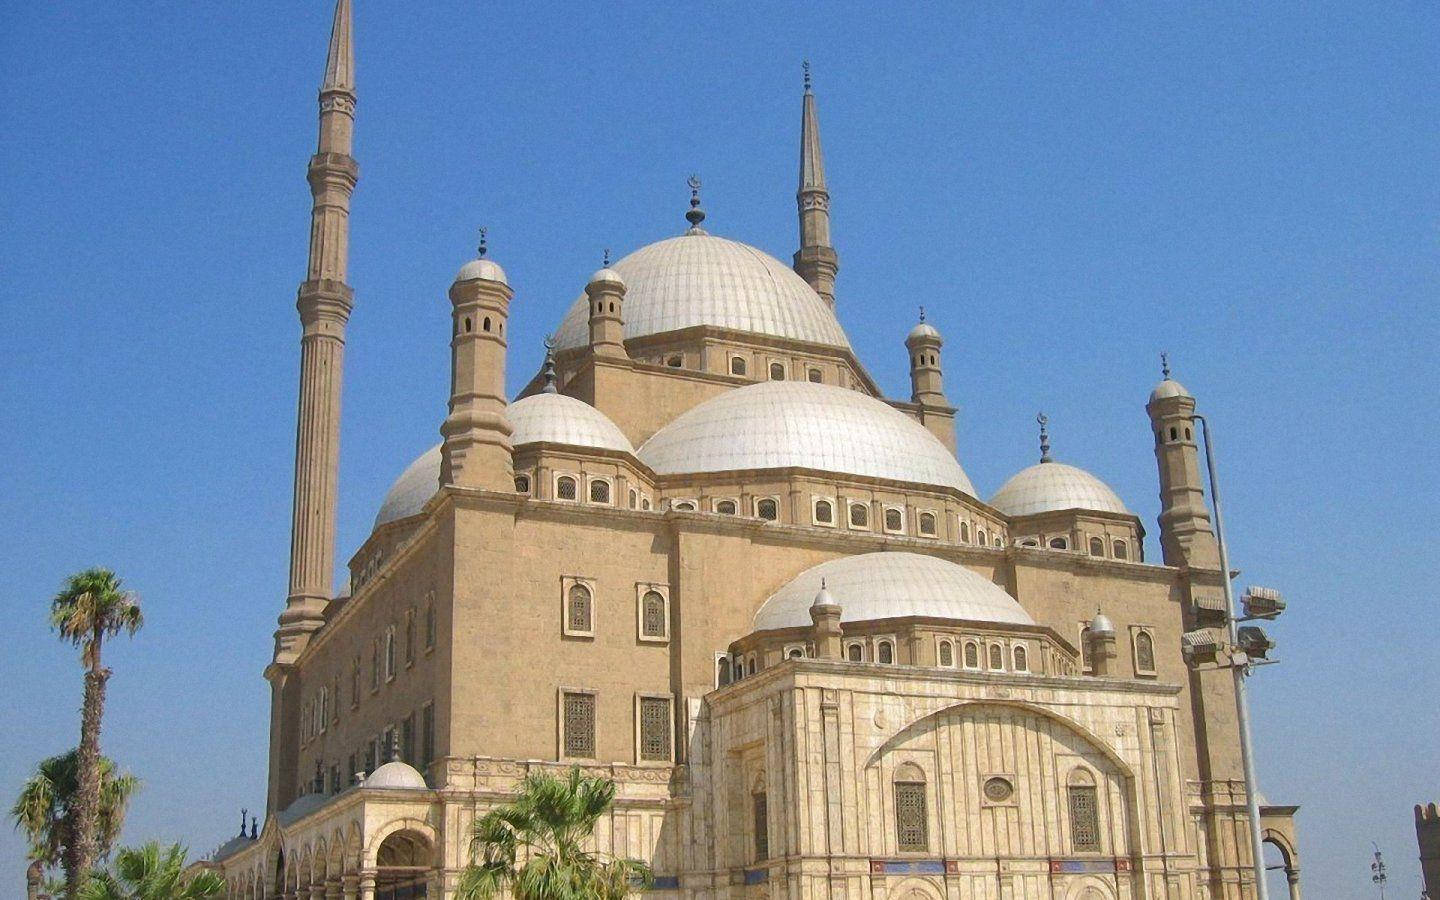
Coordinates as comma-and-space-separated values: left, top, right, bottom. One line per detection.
68, 662, 109, 896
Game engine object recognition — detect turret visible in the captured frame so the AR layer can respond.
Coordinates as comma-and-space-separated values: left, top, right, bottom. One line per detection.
808, 580, 843, 660
906, 310, 947, 406
793, 62, 839, 308
440, 231, 514, 491
1087, 611, 1117, 676
586, 252, 628, 359
1146, 355, 1220, 568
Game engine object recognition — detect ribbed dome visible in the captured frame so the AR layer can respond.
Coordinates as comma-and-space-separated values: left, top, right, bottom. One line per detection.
636, 381, 975, 495
363, 761, 427, 790
1149, 378, 1193, 403
989, 461, 1130, 518
373, 396, 631, 528
455, 257, 508, 285
753, 552, 1034, 631
552, 233, 851, 351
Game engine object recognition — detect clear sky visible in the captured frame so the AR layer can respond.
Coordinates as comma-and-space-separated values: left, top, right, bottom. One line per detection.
1, 1, 1435, 896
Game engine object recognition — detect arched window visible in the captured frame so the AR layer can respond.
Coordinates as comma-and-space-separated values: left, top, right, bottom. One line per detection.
807, 368, 822, 383
960, 521, 970, 543
1013, 645, 1028, 672
556, 475, 578, 501
1089, 536, 1104, 556
938, 640, 954, 667
673, 500, 696, 511
717, 656, 732, 686
1049, 536, 1069, 550
730, 356, 747, 376
482, 316, 491, 332
667, 355, 683, 368
641, 497, 652, 510
566, 584, 592, 633
846, 643, 863, 662
877, 641, 894, 664
514, 474, 531, 494
1112, 539, 1128, 560
977, 528, 987, 545
813, 499, 833, 525
641, 591, 666, 638
746, 655, 757, 676
1020, 538, 1039, 547
1134, 631, 1155, 673
1067, 769, 1101, 852
769, 362, 786, 381
753, 791, 769, 860
589, 478, 611, 504
1169, 427, 1178, 441
756, 498, 778, 520
893, 765, 928, 852
963, 641, 979, 669
994, 535, 1003, 547
715, 499, 738, 515
787, 647, 804, 659
1185, 427, 1192, 441
988, 644, 1004, 670
384, 626, 396, 681
628, 488, 638, 509
918, 511, 937, 536
884, 508, 904, 532
849, 502, 869, 528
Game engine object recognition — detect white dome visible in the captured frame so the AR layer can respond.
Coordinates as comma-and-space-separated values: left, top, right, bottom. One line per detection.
455, 257, 508, 285
373, 396, 631, 528
552, 233, 850, 351
907, 322, 942, 343
363, 761, 427, 790
990, 461, 1130, 519
636, 381, 976, 496
753, 552, 1034, 631
588, 266, 625, 287
1149, 378, 1192, 403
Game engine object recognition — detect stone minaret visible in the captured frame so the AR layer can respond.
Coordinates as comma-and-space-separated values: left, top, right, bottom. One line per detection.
906, 310, 947, 407
1146, 356, 1220, 569
586, 252, 628, 359
440, 232, 514, 491
275, 0, 357, 666
793, 62, 838, 308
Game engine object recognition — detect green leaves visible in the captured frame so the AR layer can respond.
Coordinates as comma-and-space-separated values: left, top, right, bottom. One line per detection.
457, 767, 653, 900
50, 567, 144, 671
9, 751, 139, 880
77, 841, 225, 900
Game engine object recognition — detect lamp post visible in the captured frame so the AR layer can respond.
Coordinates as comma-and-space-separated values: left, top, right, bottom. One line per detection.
1194, 414, 1270, 900
1371, 844, 1387, 898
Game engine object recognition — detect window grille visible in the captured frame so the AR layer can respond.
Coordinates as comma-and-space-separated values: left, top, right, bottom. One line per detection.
563, 692, 596, 758
961, 522, 970, 542
807, 368, 822, 383
674, 500, 696, 511
567, 584, 593, 633
938, 641, 953, 667
1135, 632, 1155, 672
964, 642, 979, 668
384, 627, 396, 680
769, 362, 785, 381
814, 500, 833, 524
639, 696, 671, 761
1069, 785, 1100, 851
1050, 537, 1069, 550
514, 474, 531, 493
370, 640, 380, 691
753, 793, 769, 860
730, 356, 747, 376
351, 656, 361, 707
885, 508, 903, 531
894, 782, 928, 851
589, 479, 611, 504
1113, 539, 1128, 560
715, 499, 737, 515
1080, 627, 1093, 671
756, 498, 778, 520
919, 512, 936, 535
424, 598, 436, 649
977, 528, 987, 545
878, 641, 894, 664
1090, 536, 1105, 556
1013, 645, 1028, 672
847, 643, 863, 662
641, 591, 666, 637
988, 644, 1004, 670
849, 503, 869, 527
557, 476, 578, 500
629, 488, 638, 509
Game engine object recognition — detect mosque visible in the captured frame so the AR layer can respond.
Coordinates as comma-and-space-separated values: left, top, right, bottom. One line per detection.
203, 2, 1302, 898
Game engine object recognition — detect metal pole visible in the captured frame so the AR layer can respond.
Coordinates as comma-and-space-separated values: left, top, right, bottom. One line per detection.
1195, 414, 1269, 900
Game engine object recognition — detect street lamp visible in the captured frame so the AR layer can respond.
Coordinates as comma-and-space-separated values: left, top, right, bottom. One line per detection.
1192, 413, 1287, 900
1371, 844, 1387, 898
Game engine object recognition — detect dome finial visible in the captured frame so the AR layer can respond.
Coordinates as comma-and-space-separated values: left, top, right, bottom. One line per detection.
918, 305, 925, 323
1037, 412, 1052, 463
602, 247, 610, 267
477, 226, 488, 259
803, 59, 812, 93
1160, 350, 1171, 380
685, 174, 707, 234
541, 335, 558, 394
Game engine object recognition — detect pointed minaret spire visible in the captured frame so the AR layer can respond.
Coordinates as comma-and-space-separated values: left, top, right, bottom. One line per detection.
1037, 412, 1052, 463
794, 60, 839, 309
321, 0, 355, 95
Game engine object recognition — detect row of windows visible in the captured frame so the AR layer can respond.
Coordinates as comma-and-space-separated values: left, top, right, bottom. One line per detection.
1016, 534, 1131, 560
717, 637, 1032, 685
728, 355, 826, 384
516, 471, 656, 511
306, 701, 435, 797
1157, 424, 1193, 445
560, 691, 673, 763
561, 579, 670, 642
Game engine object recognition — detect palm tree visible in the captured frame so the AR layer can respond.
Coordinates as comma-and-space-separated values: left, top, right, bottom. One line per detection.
77, 842, 224, 900
49, 568, 144, 895
456, 767, 652, 900
11, 750, 140, 890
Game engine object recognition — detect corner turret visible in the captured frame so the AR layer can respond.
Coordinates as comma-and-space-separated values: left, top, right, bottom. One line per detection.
1146, 354, 1219, 568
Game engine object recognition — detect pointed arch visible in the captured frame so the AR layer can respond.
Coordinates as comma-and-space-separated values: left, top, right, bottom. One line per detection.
364, 816, 439, 868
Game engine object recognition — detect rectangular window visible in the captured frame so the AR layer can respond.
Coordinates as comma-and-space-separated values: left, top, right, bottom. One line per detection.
1069, 786, 1100, 852
366, 738, 379, 773
405, 608, 416, 666
328, 764, 340, 795
370, 640, 380, 691
384, 627, 397, 681
402, 713, 415, 765
424, 595, 436, 650
895, 782, 928, 851
420, 702, 435, 770
753, 793, 769, 860
383, 725, 396, 762
563, 692, 596, 758
346, 753, 357, 785
351, 656, 361, 708
331, 678, 340, 724
639, 696, 672, 762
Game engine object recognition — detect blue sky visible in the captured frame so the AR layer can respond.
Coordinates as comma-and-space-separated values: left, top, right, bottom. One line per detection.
1, 1, 1435, 896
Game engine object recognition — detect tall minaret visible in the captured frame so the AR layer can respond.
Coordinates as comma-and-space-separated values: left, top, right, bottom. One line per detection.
793, 61, 839, 308
275, 0, 357, 666
906, 308, 947, 407
1146, 355, 1220, 568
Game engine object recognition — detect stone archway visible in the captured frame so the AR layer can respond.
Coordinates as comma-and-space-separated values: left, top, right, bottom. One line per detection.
372, 828, 434, 899
887, 876, 943, 900
1263, 828, 1301, 900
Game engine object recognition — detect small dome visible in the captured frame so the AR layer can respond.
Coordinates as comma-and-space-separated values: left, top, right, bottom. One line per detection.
455, 257, 509, 286
587, 266, 625, 288
1090, 612, 1115, 635
755, 552, 1034, 631
373, 396, 631, 528
811, 584, 838, 609
364, 761, 427, 790
906, 322, 942, 343
990, 461, 1130, 519
1149, 378, 1192, 403
552, 234, 850, 351
637, 381, 976, 496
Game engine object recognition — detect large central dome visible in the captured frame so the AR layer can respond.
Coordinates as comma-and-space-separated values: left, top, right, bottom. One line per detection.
551, 233, 851, 351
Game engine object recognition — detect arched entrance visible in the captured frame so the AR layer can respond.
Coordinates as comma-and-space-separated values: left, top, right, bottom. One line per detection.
374, 829, 433, 898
